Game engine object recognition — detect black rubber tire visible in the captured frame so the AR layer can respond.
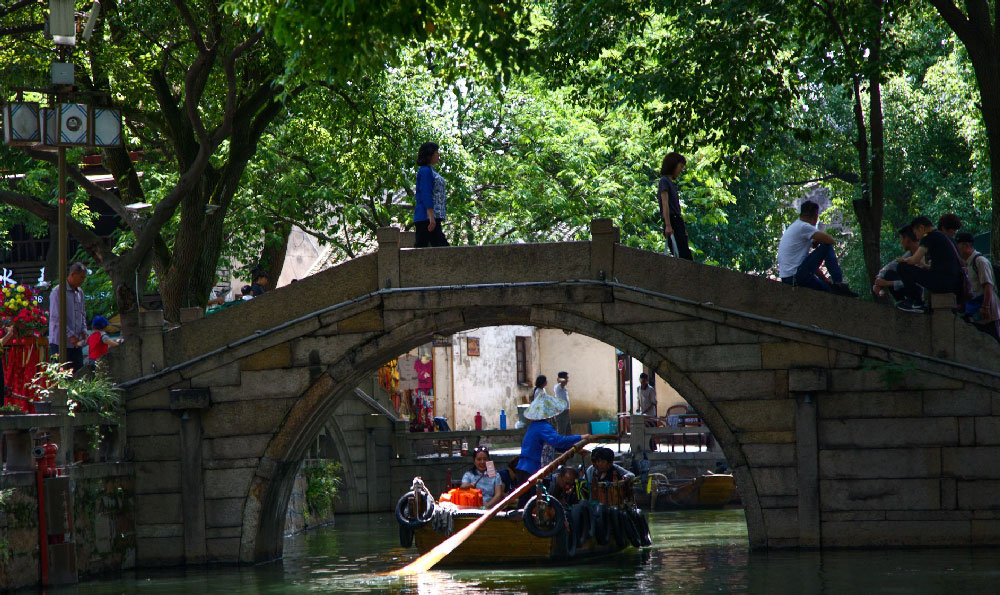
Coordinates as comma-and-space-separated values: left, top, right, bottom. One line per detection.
593, 504, 611, 545
622, 509, 642, 547
634, 509, 652, 547
523, 495, 566, 538
570, 502, 592, 547
399, 523, 414, 548
610, 508, 626, 548
395, 491, 434, 528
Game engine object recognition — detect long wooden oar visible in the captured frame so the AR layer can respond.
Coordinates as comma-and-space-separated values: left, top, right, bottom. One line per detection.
388, 433, 616, 576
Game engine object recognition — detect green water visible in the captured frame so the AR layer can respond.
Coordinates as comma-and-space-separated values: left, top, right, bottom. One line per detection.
68, 510, 1000, 594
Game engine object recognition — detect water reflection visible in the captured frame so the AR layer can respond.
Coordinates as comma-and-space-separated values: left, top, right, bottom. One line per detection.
68, 509, 1000, 594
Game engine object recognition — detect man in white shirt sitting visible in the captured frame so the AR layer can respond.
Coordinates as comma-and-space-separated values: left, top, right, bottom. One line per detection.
777, 201, 858, 297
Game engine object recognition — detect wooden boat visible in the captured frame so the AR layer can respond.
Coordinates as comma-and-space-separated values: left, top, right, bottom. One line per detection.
397, 478, 651, 565
652, 473, 736, 510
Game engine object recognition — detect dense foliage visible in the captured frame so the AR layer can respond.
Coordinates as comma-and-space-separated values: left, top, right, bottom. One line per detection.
1, 0, 995, 323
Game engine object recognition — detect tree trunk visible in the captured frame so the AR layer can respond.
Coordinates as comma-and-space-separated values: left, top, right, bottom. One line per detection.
259, 220, 292, 290
971, 52, 1000, 258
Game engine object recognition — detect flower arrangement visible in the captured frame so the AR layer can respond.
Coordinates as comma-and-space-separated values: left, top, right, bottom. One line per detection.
0, 283, 46, 337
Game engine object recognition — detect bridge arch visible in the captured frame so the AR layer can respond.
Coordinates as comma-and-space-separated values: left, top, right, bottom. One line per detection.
120, 223, 1000, 565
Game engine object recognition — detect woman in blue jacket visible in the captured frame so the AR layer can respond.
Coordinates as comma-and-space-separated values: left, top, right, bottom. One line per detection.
515, 375, 590, 506
413, 142, 449, 247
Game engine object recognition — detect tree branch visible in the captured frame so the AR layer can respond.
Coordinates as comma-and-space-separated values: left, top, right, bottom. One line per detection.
0, 189, 112, 265
0, 0, 35, 18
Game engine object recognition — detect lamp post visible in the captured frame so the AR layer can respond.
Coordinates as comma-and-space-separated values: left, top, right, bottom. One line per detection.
2, 1, 116, 368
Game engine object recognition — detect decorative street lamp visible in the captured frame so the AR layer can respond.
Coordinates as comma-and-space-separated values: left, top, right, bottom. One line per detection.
1, 0, 119, 368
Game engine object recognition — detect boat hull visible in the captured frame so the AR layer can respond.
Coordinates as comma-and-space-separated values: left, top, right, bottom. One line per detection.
413, 512, 629, 565
654, 474, 735, 510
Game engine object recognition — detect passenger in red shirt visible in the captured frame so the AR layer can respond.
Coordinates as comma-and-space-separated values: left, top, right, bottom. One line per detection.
87, 316, 123, 364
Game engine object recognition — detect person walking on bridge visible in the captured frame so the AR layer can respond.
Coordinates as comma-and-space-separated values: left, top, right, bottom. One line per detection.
777, 201, 857, 297
658, 152, 692, 260
413, 142, 449, 248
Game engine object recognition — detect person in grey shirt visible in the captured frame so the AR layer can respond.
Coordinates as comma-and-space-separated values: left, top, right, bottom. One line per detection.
48, 262, 88, 372
553, 371, 571, 435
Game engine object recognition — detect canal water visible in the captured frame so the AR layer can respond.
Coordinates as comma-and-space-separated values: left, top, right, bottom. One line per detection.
74, 510, 1000, 594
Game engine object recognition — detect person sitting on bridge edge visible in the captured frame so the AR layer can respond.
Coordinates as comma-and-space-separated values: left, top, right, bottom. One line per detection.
873, 225, 921, 303
938, 213, 963, 243
777, 200, 858, 297
956, 232, 1000, 342
895, 216, 967, 313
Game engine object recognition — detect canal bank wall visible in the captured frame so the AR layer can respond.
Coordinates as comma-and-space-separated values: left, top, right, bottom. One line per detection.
0, 462, 135, 590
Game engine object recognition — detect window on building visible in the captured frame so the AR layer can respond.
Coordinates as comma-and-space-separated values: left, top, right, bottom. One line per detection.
515, 336, 529, 385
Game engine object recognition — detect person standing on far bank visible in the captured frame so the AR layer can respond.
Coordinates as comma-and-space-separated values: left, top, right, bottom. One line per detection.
413, 142, 449, 248
659, 152, 692, 260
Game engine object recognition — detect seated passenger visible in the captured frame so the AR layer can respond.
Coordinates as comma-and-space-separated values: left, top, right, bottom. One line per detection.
956, 232, 1000, 342
461, 446, 505, 509
777, 200, 858, 297
548, 466, 580, 507
938, 213, 963, 241
585, 447, 635, 484
498, 456, 518, 495
873, 225, 921, 303
895, 216, 966, 313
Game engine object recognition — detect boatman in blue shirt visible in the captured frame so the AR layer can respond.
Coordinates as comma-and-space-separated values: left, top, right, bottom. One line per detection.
515, 379, 590, 507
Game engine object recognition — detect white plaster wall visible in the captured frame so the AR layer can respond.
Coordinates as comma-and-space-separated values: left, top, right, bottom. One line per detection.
537, 329, 619, 423
449, 326, 537, 429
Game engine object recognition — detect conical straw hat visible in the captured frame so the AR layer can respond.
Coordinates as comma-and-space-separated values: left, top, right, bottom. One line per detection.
524, 392, 567, 420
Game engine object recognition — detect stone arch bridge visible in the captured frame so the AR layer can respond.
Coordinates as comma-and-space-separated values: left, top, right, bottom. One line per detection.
117, 220, 1000, 566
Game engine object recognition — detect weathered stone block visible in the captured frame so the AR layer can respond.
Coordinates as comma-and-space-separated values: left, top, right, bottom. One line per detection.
136, 536, 184, 566
818, 391, 922, 419
201, 398, 296, 438
716, 325, 769, 345
820, 511, 886, 522
923, 387, 991, 417
819, 418, 958, 448
821, 520, 970, 547
203, 434, 272, 460
126, 389, 171, 410
289, 336, 362, 368
205, 498, 245, 528
972, 520, 1000, 545
752, 467, 797, 497
788, 368, 827, 393
884, 510, 972, 521
819, 478, 940, 511
829, 368, 962, 392
818, 448, 941, 479
621, 320, 716, 348
957, 480, 1000, 510
206, 537, 242, 561
126, 411, 180, 437
136, 523, 184, 539
601, 301, 690, 324
761, 343, 830, 369
335, 310, 384, 333
942, 478, 957, 509
241, 344, 293, 371
741, 444, 796, 467
205, 526, 242, 539
959, 417, 975, 446
942, 447, 1000, 479
974, 417, 1000, 445
665, 344, 761, 372
136, 494, 182, 524
190, 361, 242, 388
134, 461, 181, 494
689, 370, 782, 400
717, 400, 795, 432
129, 435, 181, 462
210, 369, 311, 405
759, 495, 799, 508
169, 388, 210, 410
762, 508, 798, 539
203, 467, 255, 500
735, 431, 796, 444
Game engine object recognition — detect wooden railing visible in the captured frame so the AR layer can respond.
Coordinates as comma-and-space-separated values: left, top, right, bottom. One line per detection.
393, 422, 526, 460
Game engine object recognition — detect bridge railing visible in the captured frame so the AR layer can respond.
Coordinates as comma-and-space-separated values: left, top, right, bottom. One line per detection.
393, 422, 526, 460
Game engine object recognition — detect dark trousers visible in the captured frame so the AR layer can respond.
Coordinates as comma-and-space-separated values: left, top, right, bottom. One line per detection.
667, 214, 693, 260
882, 270, 909, 302
50, 344, 84, 373
781, 243, 843, 292
896, 264, 959, 303
414, 220, 449, 248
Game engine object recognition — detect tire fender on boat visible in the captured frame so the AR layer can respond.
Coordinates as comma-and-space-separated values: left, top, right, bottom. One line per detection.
592, 504, 611, 545
399, 523, 414, 548
610, 508, 627, 548
570, 502, 592, 547
633, 509, 652, 547
622, 508, 643, 547
395, 491, 435, 528
523, 495, 567, 538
